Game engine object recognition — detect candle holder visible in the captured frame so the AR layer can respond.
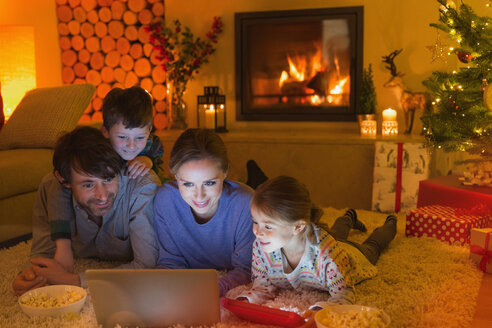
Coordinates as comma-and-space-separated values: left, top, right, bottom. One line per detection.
360, 119, 377, 138
382, 120, 398, 137
197, 86, 227, 132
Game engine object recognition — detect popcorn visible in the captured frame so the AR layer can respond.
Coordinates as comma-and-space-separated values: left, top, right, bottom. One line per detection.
317, 308, 387, 328
19, 288, 84, 308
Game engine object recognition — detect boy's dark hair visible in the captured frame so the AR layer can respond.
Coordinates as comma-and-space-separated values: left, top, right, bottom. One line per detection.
53, 126, 125, 183
169, 128, 229, 175
102, 86, 153, 130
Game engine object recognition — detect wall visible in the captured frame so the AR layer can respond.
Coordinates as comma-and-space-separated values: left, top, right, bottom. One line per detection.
0, 0, 61, 87
165, 0, 486, 134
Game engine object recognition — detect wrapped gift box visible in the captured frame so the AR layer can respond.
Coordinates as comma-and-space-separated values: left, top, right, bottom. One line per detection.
470, 228, 492, 273
372, 142, 430, 213
417, 175, 492, 209
406, 205, 490, 245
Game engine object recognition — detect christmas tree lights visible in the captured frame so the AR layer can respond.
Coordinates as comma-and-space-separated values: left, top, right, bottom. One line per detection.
421, 0, 492, 160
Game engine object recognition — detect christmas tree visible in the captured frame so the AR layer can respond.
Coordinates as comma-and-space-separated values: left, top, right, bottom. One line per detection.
421, 0, 492, 162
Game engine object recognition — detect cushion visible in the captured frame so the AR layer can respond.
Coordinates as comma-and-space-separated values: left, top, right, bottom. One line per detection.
0, 149, 53, 199
0, 83, 95, 149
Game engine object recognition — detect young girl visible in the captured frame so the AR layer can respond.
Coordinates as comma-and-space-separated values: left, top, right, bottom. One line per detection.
237, 175, 397, 309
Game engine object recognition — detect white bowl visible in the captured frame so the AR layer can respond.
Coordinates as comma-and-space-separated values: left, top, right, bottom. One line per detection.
19, 285, 87, 317
315, 304, 391, 328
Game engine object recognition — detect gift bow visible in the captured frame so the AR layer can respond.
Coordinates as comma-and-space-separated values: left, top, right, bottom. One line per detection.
454, 203, 491, 217
470, 231, 492, 272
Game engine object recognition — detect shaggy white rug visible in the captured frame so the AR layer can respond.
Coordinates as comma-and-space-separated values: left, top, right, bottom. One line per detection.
0, 208, 483, 328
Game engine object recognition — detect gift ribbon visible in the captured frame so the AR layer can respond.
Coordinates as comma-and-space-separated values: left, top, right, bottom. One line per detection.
470, 231, 492, 272
394, 142, 403, 213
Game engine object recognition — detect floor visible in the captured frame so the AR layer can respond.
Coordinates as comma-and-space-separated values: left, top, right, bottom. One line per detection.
471, 273, 492, 327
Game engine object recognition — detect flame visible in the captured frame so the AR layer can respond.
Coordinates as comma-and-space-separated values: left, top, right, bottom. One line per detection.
278, 45, 349, 106
330, 78, 348, 95
287, 55, 305, 81
279, 71, 289, 87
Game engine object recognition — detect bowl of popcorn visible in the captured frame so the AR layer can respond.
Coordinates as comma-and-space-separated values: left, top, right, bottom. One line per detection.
19, 285, 87, 317
314, 304, 390, 328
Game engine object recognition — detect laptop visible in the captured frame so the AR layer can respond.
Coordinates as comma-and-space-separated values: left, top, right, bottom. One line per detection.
86, 269, 221, 328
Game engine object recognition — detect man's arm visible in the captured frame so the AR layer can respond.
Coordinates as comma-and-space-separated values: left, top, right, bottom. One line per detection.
118, 173, 160, 269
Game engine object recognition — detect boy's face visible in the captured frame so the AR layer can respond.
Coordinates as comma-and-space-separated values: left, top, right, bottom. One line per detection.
102, 121, 151, 161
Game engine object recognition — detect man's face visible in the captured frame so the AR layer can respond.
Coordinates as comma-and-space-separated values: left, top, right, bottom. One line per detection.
102, 121, 151, 161
68, 168, 119, 217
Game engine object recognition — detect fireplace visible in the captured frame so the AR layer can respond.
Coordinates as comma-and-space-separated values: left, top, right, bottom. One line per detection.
235, 7, 363, 121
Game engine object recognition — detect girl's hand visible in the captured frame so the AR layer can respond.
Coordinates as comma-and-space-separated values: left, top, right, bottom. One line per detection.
127, 156, 152, 178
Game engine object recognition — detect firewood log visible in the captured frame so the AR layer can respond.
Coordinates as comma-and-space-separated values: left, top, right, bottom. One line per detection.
154, 113, 168, 130
81, 0, 97, 12
86, 69, 101, 85
105, 50, 120, 67
73, 6, 87, 22
101, 35, 115, 53
101, 66, 115, 83
68, 20, 80, 35
85, 36, 100, 52
140, 77, 154, 93
59, 36, 72, 50
89, 52, 104, 70
111, 1, 126, 20
116, 37, 130, 54
80, 22, 94, 38
62, 67, 75, 83
58, 23, 70, 35
96, 82, 111, 98
114, 67, 126, 83
87, 10, 98, 24
57, 5, 73, 22
108, 20, 124, 39
98, 7, 112, 22
152, 84, 166, 101
120, 54, 134, 71
71, 35, 85, 50
78, 49, 91, 63
124, 71, 138, 88
129, 43, 143, 59
128, 0, 146, 12
152, 66, 165, 84
135, 58, 151, 77
124, 25, 138, 41
74, 62, 89, 77
61, 50, 77, 66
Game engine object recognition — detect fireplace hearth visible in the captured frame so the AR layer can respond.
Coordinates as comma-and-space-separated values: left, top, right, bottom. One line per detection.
235, 7, 363, 121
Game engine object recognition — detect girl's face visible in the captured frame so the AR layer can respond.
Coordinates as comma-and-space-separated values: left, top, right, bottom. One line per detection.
251, 204, 305, 254
175, 158, 227, 221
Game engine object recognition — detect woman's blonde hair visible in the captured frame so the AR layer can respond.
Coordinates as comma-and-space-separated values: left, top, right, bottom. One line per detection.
252, 176, 323, 227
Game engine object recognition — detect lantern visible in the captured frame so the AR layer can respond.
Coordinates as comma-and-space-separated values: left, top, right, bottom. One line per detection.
197, 86, 227, 132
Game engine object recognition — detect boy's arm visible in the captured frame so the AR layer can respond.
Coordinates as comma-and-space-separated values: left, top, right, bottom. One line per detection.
139, 134, 164, 176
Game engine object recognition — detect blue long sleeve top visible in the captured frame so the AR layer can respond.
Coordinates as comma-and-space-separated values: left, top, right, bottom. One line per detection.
153, 180, 255, 296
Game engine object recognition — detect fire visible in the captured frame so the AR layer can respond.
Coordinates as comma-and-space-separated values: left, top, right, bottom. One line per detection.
278, 46, 349, 105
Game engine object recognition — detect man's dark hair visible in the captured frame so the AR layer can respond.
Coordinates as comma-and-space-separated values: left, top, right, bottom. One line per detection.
53, 126, 125, 183
102, 86, 153, 130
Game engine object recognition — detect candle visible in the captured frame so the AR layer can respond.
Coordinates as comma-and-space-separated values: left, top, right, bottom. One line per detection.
382, 108, 397, 121
360, 120, 377, 138
382, 120, 398, 136
205, 106, 215, 129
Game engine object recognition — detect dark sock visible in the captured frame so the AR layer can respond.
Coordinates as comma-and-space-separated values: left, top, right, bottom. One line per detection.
246, 160, 268, 190
385, 215, 397, 225
345, 209, 367, 232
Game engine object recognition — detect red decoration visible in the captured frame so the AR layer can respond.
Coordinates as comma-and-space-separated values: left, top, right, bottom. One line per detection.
456, 51, 473, 63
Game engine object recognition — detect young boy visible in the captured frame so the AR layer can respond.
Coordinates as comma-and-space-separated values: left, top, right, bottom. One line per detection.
50, 86, 164, 272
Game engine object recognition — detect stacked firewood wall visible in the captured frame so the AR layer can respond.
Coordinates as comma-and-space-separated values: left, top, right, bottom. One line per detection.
56, 0, 168, 130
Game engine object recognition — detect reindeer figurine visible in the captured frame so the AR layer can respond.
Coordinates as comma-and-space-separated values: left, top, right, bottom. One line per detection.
382, 49, 431, 134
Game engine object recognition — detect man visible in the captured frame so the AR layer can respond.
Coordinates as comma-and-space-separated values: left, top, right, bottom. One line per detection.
12, 126, 160, 296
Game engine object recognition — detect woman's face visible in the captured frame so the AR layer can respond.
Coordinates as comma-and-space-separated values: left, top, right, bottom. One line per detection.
175, 158, 227, 220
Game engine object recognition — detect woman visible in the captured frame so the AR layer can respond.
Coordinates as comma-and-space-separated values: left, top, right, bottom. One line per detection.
153, 129, 255, 296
